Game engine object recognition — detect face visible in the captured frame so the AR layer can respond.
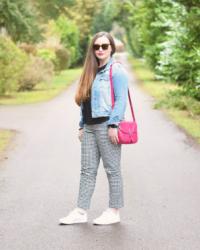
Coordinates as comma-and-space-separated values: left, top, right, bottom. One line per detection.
93, 36, 112, 62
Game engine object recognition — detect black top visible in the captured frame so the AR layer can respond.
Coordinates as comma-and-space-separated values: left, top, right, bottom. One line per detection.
82, 63, 109, 125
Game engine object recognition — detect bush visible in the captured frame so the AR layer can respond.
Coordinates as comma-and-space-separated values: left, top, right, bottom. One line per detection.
53, 15, 80, 66
18, 56, 54, 91
0, 36, 28, 95
155, 5, 200, 90
155, 88, 200, 116
174, 85, 200, 101
19, 43, 37, 55
37, 47, 71, 72
55, 47, 70, 71
37, 48, 57, 64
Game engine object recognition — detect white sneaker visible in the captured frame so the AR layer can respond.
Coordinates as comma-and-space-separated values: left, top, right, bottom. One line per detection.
59, 208, 87, 225
93, 208, 120, 225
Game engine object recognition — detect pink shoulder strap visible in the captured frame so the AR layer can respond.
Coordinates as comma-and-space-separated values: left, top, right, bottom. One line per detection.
109, 62, 136, 122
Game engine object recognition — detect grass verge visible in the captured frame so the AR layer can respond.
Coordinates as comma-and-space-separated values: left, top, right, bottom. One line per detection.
0, 129, 16, 162
128, 56, 200, 144
0, 68, 82, 105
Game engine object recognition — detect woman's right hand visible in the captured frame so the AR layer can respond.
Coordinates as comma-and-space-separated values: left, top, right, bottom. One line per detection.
78, 128, 83, 142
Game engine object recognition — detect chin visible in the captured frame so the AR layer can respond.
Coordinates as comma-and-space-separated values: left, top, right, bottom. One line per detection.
97, 55, 108, 61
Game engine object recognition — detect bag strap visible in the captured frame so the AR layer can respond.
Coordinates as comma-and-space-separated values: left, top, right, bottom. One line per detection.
109, 62, 136, 122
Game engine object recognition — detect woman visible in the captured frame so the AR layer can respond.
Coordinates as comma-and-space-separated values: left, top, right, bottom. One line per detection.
59, 31, 128, 225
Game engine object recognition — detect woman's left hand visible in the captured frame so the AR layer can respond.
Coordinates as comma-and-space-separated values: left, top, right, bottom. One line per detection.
108, 127, 119, 145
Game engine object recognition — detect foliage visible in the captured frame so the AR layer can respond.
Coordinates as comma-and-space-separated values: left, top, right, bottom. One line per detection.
65, 0, 102, 60
37, 48, 57, 68
114, 0, 148, 57
120, 0, 200, 100
91, 0, 118, 34
155, 88, 200, 116
33, 0, 75, 20
154, 2, 200, 91
37, 48, 56, 62
37, 45, 72, 72
55, 47, 71, 71
54, 15, 80, 66
18, 43, 37, 55
0, 0, 43, 43
19, 56, 54, 91
0, 36, 28, 95
1, 0, 199, 102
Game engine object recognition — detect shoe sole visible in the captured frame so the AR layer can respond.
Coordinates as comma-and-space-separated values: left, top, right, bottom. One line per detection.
59, 220, 87, 225
59, 218, 87, 225
93, 221, 120, 225
59, 221, 87, 225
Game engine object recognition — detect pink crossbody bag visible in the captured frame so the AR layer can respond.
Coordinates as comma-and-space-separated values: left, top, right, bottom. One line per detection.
109, 62, 138, 144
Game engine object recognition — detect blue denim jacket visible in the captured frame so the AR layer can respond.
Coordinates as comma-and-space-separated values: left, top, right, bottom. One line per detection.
79, 56, 128, 128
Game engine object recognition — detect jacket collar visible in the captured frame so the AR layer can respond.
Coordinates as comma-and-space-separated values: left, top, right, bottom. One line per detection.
97, 56, 114, 74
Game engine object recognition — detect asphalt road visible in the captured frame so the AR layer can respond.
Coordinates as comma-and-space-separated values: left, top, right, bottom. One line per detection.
0, 53, 200, 250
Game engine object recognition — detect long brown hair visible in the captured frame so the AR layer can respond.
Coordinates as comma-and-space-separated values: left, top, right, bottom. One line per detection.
75, 31, 116, 106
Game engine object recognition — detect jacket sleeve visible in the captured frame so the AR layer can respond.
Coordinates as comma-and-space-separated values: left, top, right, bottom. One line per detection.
107, 63, 128, 125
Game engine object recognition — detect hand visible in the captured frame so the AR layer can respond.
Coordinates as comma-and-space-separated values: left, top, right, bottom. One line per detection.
108, 127, 119, 145
78, 129, 83, 142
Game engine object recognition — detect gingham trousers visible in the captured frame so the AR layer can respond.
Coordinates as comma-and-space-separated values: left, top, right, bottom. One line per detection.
77, 121, 124, 210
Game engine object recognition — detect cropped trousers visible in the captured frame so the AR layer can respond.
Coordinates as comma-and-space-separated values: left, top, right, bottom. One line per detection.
77, 121, 124, 210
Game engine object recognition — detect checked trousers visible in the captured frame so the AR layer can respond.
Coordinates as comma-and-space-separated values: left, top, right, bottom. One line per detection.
77, 121, 124, 210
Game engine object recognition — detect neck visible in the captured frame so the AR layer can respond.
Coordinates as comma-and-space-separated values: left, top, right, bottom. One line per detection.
98, 57, 111, 67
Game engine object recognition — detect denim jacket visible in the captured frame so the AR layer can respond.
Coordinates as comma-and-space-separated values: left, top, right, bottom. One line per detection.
79, 56, 128, 128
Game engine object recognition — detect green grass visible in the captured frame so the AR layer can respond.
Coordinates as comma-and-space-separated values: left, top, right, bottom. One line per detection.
0, 68, 82, 105
0, 129, 15, 160
128, 56, 200, 144
167, 109, 200, 141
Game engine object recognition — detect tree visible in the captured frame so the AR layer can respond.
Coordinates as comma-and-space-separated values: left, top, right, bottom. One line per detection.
91, 0, 118, 34
33, 0, 75, 21
0, 0, 43, 43
54, 15, 80, 65
64, 0, 101, 60
117, 0, 200, 98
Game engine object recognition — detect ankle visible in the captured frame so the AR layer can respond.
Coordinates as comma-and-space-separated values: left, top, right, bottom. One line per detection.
108, 208, 120, 214
77, 207, 87, 214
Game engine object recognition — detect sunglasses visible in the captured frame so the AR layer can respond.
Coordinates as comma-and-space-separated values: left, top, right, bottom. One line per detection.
93, 43, 110, 51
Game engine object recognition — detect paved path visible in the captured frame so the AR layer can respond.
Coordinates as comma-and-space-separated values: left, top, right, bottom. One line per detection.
0, 53, 200, 250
